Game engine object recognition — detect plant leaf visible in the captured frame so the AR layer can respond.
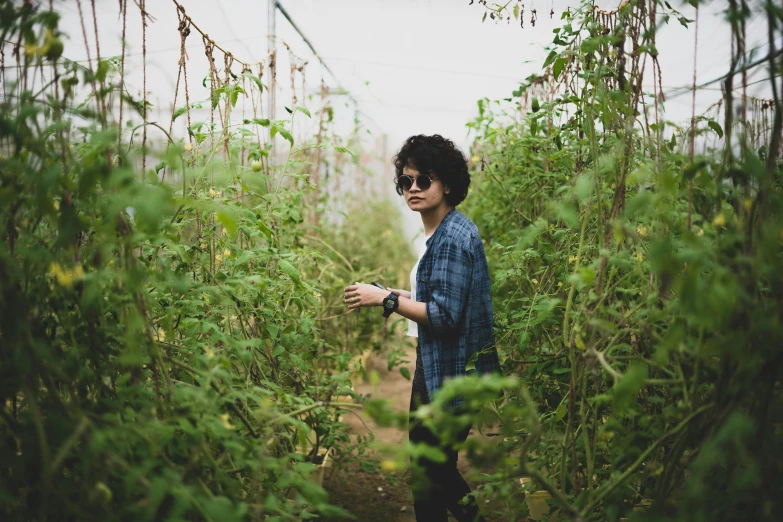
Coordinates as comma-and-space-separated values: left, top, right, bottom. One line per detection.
708, 120, 723, 139
242, 71, 263, 92
172, 106, 188, 122
278, 258, 301, 284
334, 145, 353, 157
277, 128, 294, 146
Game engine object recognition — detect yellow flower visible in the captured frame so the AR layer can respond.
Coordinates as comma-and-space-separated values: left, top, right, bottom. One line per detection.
381, 460, 398, 471
156, 328, 166, 342
204, 347, 215, 359
557, 281, 563, 287
635, 251, 644, 262
696, 228, 704, 237
208, 188, 217, 198
183, 143, 193, 152
49, 262, 85, 287
53, 200, 60, 211
470, 155, 480, 163
221, 227, 227, 236
24, 43, 39, 58
49, 263, 68, 285
531, 278, 539, 285
636, 225, 648, 238
220, 413, 235, 430
712, 213, 726, 227
215, 254, 223, 263
223, 249, 231, 257
568, 256, 577, 264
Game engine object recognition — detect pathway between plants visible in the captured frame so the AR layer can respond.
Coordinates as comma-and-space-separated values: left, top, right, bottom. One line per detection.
324, 343, 504, 522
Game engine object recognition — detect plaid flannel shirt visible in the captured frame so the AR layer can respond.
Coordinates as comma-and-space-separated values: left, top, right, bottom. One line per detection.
415, 208, 501, 406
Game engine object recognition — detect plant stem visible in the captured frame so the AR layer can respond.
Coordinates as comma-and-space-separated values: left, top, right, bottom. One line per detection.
581, 403, 714, 515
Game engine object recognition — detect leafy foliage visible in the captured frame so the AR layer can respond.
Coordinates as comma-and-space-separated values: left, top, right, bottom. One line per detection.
0, 4, 410, 521
450, 1, 783, 520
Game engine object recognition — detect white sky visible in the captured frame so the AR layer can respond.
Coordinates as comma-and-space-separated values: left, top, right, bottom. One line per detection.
32, 0, 781, 249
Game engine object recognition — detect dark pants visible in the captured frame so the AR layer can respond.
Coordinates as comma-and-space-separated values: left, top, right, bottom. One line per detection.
409, 345, 485, 522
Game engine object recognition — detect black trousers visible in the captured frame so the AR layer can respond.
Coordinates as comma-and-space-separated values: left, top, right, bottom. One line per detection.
409, 345, 485, 522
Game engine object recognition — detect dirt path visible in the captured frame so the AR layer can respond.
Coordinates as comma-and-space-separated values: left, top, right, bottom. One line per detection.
323, 343, 503, 521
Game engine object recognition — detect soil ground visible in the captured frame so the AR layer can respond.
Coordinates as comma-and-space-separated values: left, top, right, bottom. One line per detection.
323, 343, 507, 522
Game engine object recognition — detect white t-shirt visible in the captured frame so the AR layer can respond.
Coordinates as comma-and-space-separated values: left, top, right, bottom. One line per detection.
407, 236, 432, 337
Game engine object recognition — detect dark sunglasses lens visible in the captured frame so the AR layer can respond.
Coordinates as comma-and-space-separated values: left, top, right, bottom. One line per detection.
416, 175, 432, 190
397, 176, 413, 192
396, 174, 432, 193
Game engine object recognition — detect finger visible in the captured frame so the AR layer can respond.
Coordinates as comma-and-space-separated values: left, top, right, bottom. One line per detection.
344, 285, 357, 292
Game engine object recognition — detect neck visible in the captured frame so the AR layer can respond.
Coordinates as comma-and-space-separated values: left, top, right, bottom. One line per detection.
420, 203, 454, 236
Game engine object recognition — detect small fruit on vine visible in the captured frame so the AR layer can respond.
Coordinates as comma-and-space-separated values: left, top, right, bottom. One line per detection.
251, 160, 263, 172
89, 482, 112, 505
45, 36, 64, 61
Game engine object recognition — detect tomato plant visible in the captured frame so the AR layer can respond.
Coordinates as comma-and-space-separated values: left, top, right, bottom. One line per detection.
0, 4, 411, 521
446, 1, 783, 520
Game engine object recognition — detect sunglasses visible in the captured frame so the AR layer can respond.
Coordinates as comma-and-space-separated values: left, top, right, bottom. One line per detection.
395, 174, 437, 195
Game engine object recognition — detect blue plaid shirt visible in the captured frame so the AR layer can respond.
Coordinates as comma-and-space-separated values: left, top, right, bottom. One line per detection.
415, 208, 501, 405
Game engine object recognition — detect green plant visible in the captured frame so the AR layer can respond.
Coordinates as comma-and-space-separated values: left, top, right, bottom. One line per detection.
442, 0, 783, 520
0, 4, 406, 520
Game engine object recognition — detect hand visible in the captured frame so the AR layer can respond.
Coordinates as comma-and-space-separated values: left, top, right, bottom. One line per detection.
386, 287, 412, 300
343, 283, 389, 310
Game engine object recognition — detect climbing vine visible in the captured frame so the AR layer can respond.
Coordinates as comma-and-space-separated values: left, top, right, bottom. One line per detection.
0, 1, 410, 520
445, 0, 783, 520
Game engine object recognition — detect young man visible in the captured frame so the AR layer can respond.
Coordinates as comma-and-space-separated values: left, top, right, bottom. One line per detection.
344, 134, 501, 522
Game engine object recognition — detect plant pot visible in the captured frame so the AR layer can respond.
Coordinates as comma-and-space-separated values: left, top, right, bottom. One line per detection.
520, 477, 556, 521
287, 445, 333, 501
305, 445, 333, 488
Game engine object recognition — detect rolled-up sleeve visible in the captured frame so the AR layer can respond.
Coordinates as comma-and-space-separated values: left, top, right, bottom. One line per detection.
425, 237, 473, 337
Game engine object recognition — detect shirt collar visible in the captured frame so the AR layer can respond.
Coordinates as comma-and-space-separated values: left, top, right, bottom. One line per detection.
425, 208, 457, 247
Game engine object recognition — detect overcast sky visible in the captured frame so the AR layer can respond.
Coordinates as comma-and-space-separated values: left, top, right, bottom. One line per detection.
48, 0, 776, 145
38, 0, 780, 250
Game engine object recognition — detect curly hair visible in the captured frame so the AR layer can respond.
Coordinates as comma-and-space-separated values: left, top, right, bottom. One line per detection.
392, 134, 471, 207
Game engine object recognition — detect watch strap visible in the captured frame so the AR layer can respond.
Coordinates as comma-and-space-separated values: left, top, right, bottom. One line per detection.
382, 292, 399, 318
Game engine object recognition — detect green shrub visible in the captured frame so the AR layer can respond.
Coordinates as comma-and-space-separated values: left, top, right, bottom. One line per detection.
0, 4, 407, 520
447, 1, 783, 520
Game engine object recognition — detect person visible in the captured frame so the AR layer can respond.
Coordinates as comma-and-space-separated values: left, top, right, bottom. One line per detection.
343, 134, 501, 522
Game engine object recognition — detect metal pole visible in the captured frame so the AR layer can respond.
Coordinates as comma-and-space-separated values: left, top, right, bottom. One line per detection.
268, 0, 276, 123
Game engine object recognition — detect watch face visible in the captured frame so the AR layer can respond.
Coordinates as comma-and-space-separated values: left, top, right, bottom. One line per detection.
384, 298, 393, 309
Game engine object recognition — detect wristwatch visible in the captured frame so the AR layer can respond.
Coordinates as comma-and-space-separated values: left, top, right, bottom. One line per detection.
382, 292, 399, 318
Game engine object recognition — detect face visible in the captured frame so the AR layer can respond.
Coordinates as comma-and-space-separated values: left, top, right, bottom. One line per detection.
401, 165, 451, 214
